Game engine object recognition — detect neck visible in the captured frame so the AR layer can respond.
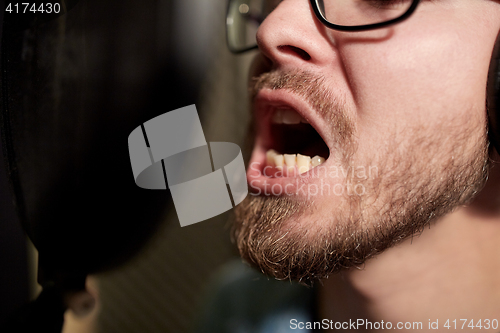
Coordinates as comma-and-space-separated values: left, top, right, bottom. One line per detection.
319, 159, 500, 332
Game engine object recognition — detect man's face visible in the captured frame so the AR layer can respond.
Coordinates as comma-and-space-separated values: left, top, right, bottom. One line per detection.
233, 0, 500, 283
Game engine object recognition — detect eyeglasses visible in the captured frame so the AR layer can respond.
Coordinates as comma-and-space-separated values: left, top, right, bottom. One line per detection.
226, 0, 420, 53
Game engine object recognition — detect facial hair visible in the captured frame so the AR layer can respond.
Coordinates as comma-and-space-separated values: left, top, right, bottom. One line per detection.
232, 69, 490, 285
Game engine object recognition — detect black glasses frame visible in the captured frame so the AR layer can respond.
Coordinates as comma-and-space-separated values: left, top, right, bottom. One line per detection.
227, 0, 421, 54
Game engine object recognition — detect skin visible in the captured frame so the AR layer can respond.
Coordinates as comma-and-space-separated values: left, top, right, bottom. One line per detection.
235, 0, 500, 330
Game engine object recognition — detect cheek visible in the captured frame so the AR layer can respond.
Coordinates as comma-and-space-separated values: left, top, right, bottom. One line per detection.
339, 9, 494, 158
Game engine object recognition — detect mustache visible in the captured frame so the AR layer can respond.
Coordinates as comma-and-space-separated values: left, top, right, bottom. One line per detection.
250, 69, 355, 158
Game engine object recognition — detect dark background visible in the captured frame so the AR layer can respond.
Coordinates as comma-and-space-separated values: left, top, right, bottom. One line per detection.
0, 0, 252, 331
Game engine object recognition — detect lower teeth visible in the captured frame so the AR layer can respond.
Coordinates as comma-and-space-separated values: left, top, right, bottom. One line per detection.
266, 149, 326, 174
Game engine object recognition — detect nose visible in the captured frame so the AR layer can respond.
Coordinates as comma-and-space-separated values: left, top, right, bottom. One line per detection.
256, 0, 337, 69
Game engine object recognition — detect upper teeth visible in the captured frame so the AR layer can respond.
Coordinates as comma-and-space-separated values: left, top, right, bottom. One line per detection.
266, 149, 326, 174
272, 108, 309, 125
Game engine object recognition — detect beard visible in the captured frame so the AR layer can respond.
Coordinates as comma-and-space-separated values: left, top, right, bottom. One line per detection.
232, 69, 490, 285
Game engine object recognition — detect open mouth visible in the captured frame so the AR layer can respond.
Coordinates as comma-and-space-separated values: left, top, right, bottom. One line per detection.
262, 107, 330, 177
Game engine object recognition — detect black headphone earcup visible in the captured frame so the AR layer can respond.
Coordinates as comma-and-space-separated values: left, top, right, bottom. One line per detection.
487, 31, 500, 154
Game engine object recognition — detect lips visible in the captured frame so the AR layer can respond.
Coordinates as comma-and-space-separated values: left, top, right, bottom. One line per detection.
248, 88, 332, 195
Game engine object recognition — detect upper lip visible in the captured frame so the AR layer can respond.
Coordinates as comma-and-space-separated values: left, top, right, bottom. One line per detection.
252, 88, 331, 153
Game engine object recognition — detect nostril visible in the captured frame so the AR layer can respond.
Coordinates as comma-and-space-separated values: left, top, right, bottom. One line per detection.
277, 45, 311, 61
